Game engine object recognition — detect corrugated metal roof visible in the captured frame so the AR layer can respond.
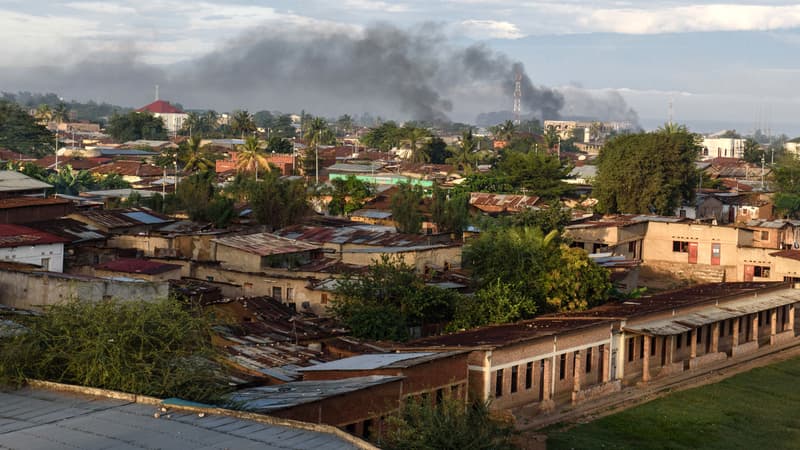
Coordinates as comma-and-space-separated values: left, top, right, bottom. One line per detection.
276, 224, 447, 247
350, 209, 393, 219
469, 192, 541, 213
24, 218, 107, 244
0, 387, 360, 449
230, 375, 403, 412
123, 211, 171, 225
0, 224, 69, 248
213, 232, 320, 256
301, 352, 436, 371
0, 170, 51, 192
95, 258, 182, 275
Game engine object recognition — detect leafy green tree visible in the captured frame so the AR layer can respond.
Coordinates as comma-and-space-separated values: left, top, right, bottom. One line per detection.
425, 137, 449, 164
266, 136, 293, 154
489, 120, 517, 142
331, 255, 461, 341
542, 125, 560, 152
96, 173, 132, 190
175, 172, 214, 220
773, 153, 800, 217
335, 114, 355, 136
380, 397, 515, 450
0, 298, 232, 403
497, 151, 573, 200
303, 116, 336, 147
0, 100, 54, 156
507, 202, 572, 234
326, 175, 375, 216
431, 186, 470, 237
542, 246, 612, 311
205, 194, 236, 228
391, 183, 424, 233
248, 172, 309, 230
742, 138, 765, 164
594, 130, 700, 215
47, 165, 94, 195
106, 111, 167, 142
449, 279, 537, 331
361, 121, 402, 151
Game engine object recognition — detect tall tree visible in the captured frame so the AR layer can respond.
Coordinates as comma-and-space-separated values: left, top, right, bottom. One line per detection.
497, 150, 574, 200
235, 136, 270, 180
248, 172, 309, 230
773, 153, 800, 217
179, 137, 213, 174
0, 100, 56, 156
447, 129, 477, 174
489, 120, 517, 142
391, 183, 425, 234
302, 116, 335, 148
361, 121, 402, 151
742, 138, 765, 164
594, 130, 700, 215
401, 125, 432, 163
230, 109, 256, 138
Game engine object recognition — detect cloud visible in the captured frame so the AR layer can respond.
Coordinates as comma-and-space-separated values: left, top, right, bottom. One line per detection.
343, 0, 410, 13
459, 19, 524, 39
65, 2, 136, 15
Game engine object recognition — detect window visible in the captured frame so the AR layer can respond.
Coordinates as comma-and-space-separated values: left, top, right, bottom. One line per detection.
679, 209, 687, 218
598, 345, 605, 377
525, 362, 533, 389
286, 287, 294, 301
586, 348, 593, 373
627, 338, 635, 362
559, 354, 566, 380
754, 266, 770, 278
272, 286, 282, 301
321, 293, 329, 304
673, 241, 689, 252
511, 366, 518, 393
739, 318, 744, 333
761, 230, 770, 240
697, 327, 703, 343
639, 336, 645, 358
686, 332, 692, 347
436, 388, 444, 405
677, 333, 682, 349
719, 321, 725, 337
650, 337, 656, 356
495, 369, 503, 397
40, 258, 50, 271
766, 310, 772, 325
628, 241, 636, 253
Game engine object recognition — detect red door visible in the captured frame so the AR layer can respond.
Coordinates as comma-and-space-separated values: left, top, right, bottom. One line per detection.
688, 242, 698, 264
744, 265, 754, 281
711, 243, 721, 265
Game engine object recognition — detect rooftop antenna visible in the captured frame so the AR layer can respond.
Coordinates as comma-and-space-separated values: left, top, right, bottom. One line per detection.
513, 71, 522, 125
155, 85, 159, 101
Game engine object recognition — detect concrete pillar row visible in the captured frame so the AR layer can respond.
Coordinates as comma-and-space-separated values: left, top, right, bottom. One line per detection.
542, 358, 552, 401
732, 317, 740, 348
771, 308, 778, 339
752, 314, 759, 343
601, 344, 610, 382
790, 304, 796, 334
572, 350, 582, 394
665, 335, 675, 365
690, 329, 697, 359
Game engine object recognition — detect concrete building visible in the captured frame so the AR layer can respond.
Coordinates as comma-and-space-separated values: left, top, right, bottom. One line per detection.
94, 258, 183, 282
0, 224, 68, 272
0, 170, 51, 198
136, 100, 188, 137
212, 232, 324, 273
701, 137, 746, 160
0, 197, 73, 224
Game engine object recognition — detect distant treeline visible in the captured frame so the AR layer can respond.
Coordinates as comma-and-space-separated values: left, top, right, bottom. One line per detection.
1, 91, 131, 124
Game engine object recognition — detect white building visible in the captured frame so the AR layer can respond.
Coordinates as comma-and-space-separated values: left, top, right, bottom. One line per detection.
136, 100, 188, 137
700, 136, 746, 160
0, 224, 67, 272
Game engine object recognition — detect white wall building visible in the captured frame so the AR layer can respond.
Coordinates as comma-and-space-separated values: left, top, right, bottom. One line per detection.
136, 100, 188, 137
0, 224, 67, 272
701, 137, 746, 160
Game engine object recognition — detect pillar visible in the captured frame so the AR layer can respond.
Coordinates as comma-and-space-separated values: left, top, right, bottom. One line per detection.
732, 317, 740, 348
665, 335, 675, 365
601, 344, 610, 382
572, 350, 582, 394
642, 335, 651, 382
711, 322, 719, 353
541, 358, 552, 401
790, 304, 796, 334
752, 314, 759, 343
690, 328, 697, 359
771, 309, 778, 336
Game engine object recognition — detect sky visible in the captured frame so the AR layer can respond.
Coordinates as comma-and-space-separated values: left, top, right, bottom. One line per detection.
2, 1, 800, 135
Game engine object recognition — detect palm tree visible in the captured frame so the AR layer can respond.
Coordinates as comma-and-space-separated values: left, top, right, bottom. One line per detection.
542, 125, 559, 153
179, 137, 213, 174
235, 136, 270, 180
657, 122, 688, 135
181, 112, 202, 137
447, 129, 477, 174
491, 120, 517, 142
401, 125, 432, 163
303, 117, 335, 147
52, 102, 69, 124
34, 104, 52, 125
230, 110, 256, 138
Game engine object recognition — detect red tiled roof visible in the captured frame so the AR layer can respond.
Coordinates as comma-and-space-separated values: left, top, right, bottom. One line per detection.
95, 258, 182, 275
91, 161, 163, 177
0, 224, 69, 248
136, 100, 183, 114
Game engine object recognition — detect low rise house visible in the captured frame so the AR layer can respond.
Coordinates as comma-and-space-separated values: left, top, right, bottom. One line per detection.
469, 193, 541, 216
135, 100, 188, 137
68, 208, 174, 234
0, 170, 51, 198
0, 224, 68, 272
0, 197, 73, 224
212, 232, 324, 273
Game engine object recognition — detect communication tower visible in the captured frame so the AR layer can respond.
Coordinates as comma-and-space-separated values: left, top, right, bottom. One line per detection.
513, 71, 522, 125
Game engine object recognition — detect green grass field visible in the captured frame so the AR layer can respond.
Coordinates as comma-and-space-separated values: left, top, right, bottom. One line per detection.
546, 356, 800, 449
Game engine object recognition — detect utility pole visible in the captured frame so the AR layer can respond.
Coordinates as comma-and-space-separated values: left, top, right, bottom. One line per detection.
761, 154, 766, 191
315, 130, 320, 185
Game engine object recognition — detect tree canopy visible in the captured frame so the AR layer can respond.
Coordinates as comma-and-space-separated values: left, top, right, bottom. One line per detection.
594, 129, 700, 215
0, 100, 54, 156
107, 111, 167, 142
0, 297, 232, 403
